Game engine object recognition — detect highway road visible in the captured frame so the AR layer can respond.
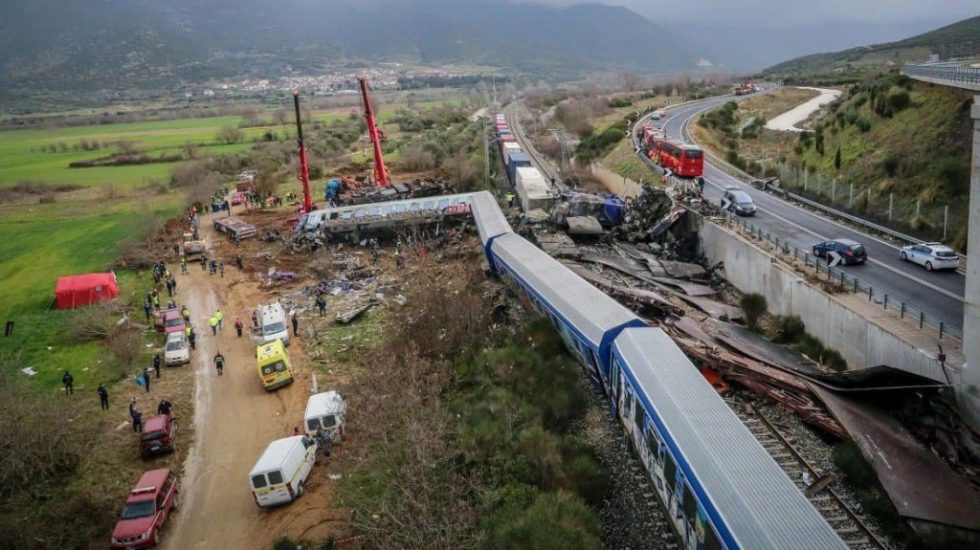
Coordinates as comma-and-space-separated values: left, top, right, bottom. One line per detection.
643, 95, 966, 331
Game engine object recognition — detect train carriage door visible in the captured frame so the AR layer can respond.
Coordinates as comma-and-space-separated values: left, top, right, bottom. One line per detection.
610, 357, 622, 408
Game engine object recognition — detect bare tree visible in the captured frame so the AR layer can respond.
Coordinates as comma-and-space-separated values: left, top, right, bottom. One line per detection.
272, 109, 288, 125
619, 70, 641, 92
216, 126, 244, 145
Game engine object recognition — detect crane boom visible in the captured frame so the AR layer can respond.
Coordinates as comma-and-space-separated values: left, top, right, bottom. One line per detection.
358, 76, 390, 186
293, 91, 313, 213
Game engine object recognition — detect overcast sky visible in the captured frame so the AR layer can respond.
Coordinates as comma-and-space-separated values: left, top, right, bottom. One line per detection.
530, 0, 979, 28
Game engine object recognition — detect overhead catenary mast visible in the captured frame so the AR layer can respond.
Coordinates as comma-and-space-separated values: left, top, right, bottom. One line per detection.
357, 76, 390, 186
293, 91, 313, 213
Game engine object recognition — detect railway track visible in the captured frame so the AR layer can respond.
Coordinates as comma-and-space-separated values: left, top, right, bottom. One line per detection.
503, 102, 564, 189
727, 400, 888, 550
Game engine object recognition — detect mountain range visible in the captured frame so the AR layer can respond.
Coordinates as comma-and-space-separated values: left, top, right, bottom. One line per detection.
0, 0, 699, 94
763, 15, 980, 76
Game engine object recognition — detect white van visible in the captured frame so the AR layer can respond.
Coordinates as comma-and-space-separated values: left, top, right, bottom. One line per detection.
304, 391, 347, 439
255, 302, 290, 346
248, 436, 317, 507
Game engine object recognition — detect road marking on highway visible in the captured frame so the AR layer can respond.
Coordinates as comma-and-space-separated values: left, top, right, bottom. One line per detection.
705, 175, 966, 303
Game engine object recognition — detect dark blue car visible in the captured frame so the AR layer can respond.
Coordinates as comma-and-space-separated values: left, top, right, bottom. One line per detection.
812, 238, 867, 265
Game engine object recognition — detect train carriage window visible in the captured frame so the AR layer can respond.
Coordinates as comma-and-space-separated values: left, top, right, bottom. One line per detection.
664, 452, 677, 492
645, 427, 659, 458
682, 483, 697, 523
624, 388, 633, 418
633, 397, 646, 430
611, 359, 621, 394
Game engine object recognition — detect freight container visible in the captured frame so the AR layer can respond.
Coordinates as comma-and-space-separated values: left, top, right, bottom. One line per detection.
506, 151, 532, 182
514, 166, 554, 212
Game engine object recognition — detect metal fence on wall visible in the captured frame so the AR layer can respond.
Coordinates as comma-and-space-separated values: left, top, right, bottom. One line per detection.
722, 210, 962, 340
775, 165, 958, 242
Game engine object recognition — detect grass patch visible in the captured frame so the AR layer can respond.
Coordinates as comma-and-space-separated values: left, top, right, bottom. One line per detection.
601, 139, 653, 184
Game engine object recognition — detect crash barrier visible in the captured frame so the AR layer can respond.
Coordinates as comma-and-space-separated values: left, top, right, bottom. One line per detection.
723, 211, 963, 340
902, 62, 980, 91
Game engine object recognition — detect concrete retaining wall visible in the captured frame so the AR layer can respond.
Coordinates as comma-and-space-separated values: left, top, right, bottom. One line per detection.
700, 221, 958, 383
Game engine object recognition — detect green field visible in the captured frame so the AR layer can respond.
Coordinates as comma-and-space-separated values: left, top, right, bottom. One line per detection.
0, 116, 290, 189
0, 98, 466, 389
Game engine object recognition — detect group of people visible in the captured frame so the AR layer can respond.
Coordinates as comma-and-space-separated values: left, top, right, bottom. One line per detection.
199, 255, 224, 277
208, 309, 224, 335
128, 397, 175, 432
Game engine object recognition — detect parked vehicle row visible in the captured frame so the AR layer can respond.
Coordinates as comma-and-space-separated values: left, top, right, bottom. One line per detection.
248, 391, 346, 507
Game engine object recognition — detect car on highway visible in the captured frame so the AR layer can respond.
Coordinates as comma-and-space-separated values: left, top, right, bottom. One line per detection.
721, 186, 757, 216
900, 242, 960, 271
164, 332, 190, 366
110, 468, 179, 549
812, 238, 868, 265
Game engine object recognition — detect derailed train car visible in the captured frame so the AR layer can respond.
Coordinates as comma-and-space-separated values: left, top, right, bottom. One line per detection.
470, 190, 846, 550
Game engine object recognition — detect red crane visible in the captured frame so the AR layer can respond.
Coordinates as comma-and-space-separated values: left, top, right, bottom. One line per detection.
358, 76, 390, 186
293, 91, 313, 213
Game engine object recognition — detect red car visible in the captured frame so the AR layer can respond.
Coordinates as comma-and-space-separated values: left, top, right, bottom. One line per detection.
230, 191, 246, 206
162, 309, 185, 335
140, 414, 177, 458
110, 469, 180, 549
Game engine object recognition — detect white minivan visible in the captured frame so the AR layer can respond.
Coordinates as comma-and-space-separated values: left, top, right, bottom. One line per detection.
254, 302, 290, 346
248, 436, 317, 507
304, 391, 347, 439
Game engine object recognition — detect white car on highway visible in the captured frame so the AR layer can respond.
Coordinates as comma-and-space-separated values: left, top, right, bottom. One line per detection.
164, 332, 190, 366
900, 242, 960, 271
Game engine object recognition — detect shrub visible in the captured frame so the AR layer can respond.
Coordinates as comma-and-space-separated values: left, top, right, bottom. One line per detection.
798, 334, 847, 371
216, 126, 244, 144
855, 117, 872, 132
881, 155, 900, 177
934, 157, 969, 197
769, 315, 805, 344
739, 293, 768, 330
608, 96, 632, 108
482, 490, 602, 550
887, 90, 910, 112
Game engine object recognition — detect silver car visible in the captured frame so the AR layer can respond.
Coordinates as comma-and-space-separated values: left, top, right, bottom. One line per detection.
164, 332, 190, 366
900, 242, 960, 271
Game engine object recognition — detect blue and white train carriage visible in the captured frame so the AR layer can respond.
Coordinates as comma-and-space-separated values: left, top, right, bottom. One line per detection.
611, 328, 846, 550
489, 231, 645, 389
469, 190, 846, 549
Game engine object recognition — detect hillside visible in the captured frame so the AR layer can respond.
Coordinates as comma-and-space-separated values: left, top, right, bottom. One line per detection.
0, 0, 699, 96
762, 15, 980, 80
695, 74, 973, 250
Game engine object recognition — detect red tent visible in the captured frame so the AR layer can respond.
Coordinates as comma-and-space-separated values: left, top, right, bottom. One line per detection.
55, 272, 120, 310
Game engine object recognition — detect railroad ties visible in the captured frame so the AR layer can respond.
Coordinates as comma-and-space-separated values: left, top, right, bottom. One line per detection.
727, 401, 887, 550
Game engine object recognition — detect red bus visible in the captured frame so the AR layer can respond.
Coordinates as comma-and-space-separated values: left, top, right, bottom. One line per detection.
642, 127, 704, 178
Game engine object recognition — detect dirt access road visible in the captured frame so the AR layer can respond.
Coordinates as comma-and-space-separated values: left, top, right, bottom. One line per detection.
162, 213, 346, 549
